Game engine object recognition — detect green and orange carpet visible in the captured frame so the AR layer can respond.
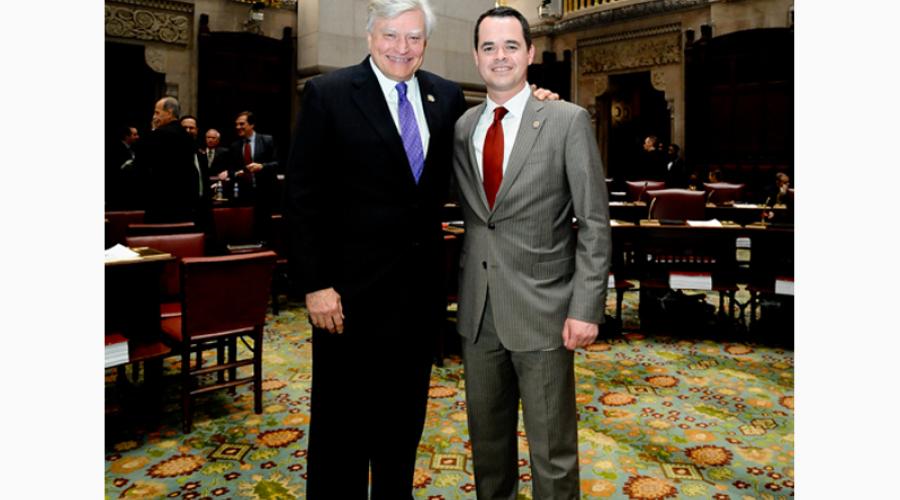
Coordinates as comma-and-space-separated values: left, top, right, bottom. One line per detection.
105, 292, 793, 499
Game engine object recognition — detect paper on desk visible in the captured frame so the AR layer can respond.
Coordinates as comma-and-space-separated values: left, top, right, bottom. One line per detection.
686, 219, 723, 227
105, 244, 140, 261
733, 203, 760, 208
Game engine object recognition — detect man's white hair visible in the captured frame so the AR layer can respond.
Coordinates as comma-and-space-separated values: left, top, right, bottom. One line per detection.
367, 0, 435, 38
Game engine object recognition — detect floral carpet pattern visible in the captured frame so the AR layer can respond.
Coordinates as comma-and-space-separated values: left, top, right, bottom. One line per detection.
105, 292, 793, 499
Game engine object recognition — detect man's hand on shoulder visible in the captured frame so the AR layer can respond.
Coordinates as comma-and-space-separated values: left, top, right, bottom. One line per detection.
531, 83, 561, 102
561, 318, 599, 350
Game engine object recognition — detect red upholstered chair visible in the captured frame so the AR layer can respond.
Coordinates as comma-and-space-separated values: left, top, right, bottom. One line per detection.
161, 251, 276, 433
125, 233, 206, 319
646, 189, 707, 221
127, 222, 197, 236
106, 210, 146, 247
703, 182, 745, 205
212, 206, 256, 253
626, 180, 666, 202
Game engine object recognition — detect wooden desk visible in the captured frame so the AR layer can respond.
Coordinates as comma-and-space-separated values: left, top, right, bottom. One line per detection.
444, 220, 793, 334
608, 201, 787, 225
105, 248, 175, 366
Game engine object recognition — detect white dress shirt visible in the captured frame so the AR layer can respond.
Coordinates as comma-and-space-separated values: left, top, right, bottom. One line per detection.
369, 58, 430, 156
471, 82, 531, 182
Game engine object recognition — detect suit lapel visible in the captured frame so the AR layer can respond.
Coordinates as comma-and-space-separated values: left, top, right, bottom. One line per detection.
351, 59, 411, 182
493, 95, 544, 210
417, 72, 439, 186
463, 103, 491, 219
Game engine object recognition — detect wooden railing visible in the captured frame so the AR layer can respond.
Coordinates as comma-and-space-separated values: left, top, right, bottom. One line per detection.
563, 0, 630, 15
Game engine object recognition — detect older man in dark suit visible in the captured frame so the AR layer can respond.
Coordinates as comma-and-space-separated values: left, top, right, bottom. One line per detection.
133, 97, 198, 223
286, 0, 467, 497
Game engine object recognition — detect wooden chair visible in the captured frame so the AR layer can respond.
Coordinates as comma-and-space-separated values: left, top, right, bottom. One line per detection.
125, 233, 206, 319
646, 189, 707, 221
625, 180, 665, 202
127, 222, 197, 236
703, 182, 745, 205
161, 251, 277, 433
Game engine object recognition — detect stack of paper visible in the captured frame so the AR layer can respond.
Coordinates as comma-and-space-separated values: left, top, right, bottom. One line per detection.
686, 219, 723, 227
669, 271, 712, 290
104, 244, 140, 262
105, 333, 129, 368
775, 277, 794, 296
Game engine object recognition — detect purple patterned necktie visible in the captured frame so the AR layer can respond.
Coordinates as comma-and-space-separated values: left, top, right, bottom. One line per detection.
396, 82, 424, 183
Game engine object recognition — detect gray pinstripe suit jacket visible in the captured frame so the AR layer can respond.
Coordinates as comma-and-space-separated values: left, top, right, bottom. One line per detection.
453, 95, 611, 351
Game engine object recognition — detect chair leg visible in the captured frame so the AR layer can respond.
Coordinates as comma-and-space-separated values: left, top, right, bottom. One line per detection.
272, 282, 280, 315
253, 327, 263, 414
182, 347, 193, 434
228, 337, 238, 395
615, 287, 625, 325
217, 340, 226, 385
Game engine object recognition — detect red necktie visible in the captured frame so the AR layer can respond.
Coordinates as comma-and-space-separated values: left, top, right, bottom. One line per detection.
482, 106, 508, 209
243, 140, 252, 165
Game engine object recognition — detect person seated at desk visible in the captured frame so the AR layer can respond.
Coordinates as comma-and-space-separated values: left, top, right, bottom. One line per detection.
762, 171, 791, 207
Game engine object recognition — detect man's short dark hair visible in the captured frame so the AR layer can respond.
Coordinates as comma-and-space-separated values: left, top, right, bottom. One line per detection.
121, 125, 137, 140
474, 6, 531, 50
669, 144, 680, 154
237, 110, 256, 125
180, 114, 197, 125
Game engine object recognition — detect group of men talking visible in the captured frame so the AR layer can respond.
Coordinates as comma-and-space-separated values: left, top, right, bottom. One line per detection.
285, 1, 611, 499
108, 101, 279, 240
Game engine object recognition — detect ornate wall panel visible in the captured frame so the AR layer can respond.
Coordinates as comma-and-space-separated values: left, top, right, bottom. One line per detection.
579, 25, 681, 76
105, 0, 193, 46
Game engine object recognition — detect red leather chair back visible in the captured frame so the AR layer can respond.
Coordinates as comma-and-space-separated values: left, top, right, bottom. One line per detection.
127, 222, 197, 236
106, 210, 146, 246
180, 251, 276, 339
703, 182, 745, 205
212, 206, 256, 249
626, 180, 666, 202
125, 233, 206, 298
647, 189, 707, 220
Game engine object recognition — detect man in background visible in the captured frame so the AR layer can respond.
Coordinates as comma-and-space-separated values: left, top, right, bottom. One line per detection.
133, 97, 197, 222
228, 110, 279, 241
203, 128, 229, 179
106, 125, 140, 209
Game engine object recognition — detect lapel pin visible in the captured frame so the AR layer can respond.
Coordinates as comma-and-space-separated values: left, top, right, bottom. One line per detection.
427, 94, 436, 102
532, 120, 540, 128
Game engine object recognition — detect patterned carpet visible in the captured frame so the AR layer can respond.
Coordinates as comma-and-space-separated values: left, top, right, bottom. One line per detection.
105, 291, 794, 499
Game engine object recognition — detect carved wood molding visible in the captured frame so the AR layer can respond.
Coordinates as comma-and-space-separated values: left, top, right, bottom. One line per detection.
532, 0, 708, 37
579, 26, 681, 75
105, 0, 193, 46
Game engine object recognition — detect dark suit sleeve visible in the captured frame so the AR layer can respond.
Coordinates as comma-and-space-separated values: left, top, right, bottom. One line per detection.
261, 135, 280, 172
287, 79, 338, 295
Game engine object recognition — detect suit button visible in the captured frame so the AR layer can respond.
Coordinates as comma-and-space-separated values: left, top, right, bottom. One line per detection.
482, 261, 487, 269
488, 223, 495, 230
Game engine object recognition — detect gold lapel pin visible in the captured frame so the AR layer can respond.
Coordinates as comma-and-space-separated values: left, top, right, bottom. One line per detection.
427, 94, 436, 102
532, 120, 540, 128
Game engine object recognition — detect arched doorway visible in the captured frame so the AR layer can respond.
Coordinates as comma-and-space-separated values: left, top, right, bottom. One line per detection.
602, 71, 670, 186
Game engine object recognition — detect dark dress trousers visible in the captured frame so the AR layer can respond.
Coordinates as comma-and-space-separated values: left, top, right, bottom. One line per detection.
228, 134, 279, 241
133, 121, 199, 222
286, 57, 466, 499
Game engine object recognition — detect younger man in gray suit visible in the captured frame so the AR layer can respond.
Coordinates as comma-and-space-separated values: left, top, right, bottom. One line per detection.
452, 7, 611, 499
